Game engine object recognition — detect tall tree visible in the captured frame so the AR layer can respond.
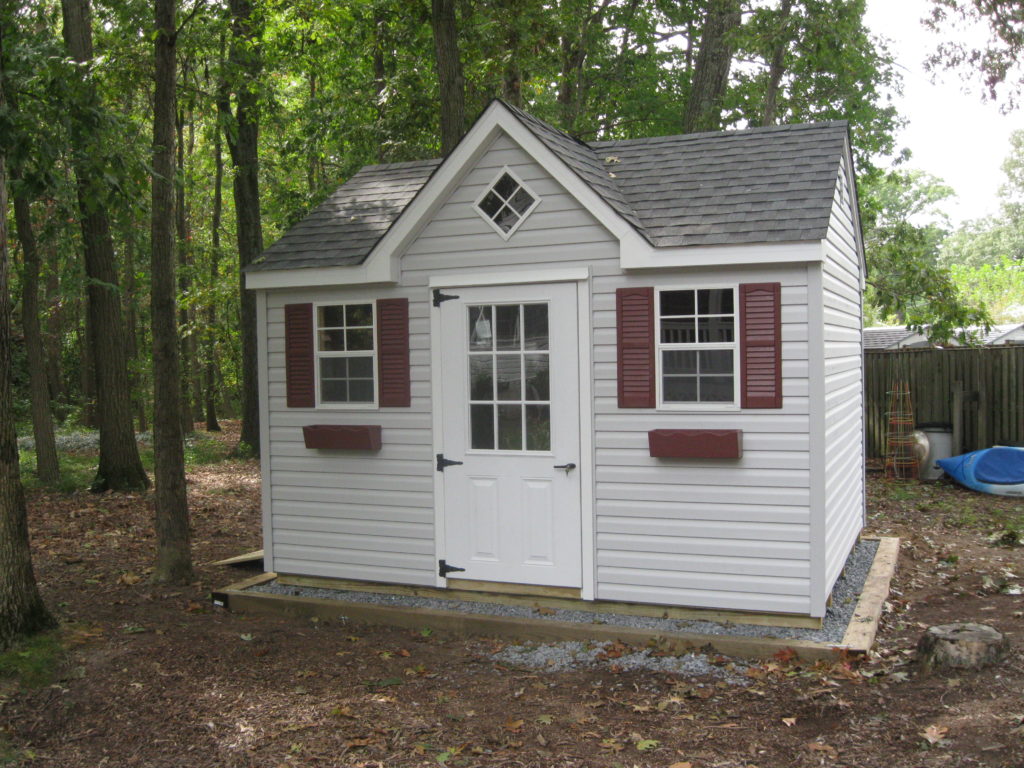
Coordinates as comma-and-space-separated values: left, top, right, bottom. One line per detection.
0, 19, 55, 650
60, 0, 149, 491
0, 31, 60, 485
220, 0, 263, 456
681, 0, 742, 133
431, 0, 465, 154
151, 0, 192, 583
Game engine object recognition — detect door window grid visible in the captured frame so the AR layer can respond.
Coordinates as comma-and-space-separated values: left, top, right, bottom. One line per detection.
467, 303, 551, 451
315, 303, 376, 404
657, 287, 737, 405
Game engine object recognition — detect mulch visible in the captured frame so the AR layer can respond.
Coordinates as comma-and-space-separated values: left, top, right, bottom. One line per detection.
3, 427, 1024, 767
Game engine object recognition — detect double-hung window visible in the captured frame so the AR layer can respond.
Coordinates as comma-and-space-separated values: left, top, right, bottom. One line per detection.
657, 287, 738, 406
315, 303, 376, 405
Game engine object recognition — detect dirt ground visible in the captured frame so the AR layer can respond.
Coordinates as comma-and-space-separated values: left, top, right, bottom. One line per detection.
3, 425, 1024, 767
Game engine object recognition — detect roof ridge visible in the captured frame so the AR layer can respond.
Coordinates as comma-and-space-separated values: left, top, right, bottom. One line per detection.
590, 120, 849, 148
357, 158, 444, 172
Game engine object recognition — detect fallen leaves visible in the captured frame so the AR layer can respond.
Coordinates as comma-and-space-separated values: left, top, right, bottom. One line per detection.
921, 724, 949, 745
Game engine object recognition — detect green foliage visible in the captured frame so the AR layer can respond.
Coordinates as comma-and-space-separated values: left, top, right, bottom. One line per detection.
860, 168, 991, 341
949, 257, 1024, 323
0, 630, 64, 689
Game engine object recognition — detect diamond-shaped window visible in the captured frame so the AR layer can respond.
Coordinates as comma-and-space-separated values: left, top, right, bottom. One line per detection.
473, 168, 540, 239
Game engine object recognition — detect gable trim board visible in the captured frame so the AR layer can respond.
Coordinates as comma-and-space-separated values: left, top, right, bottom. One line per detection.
250, 105, 865, 621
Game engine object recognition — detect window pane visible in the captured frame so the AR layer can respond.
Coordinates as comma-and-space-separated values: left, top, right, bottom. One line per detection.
526, 405, 550, 451
497, 404, 523, 450
318, 329, 346, 351
508, 187, 535, 215
699, 350, 733, 374
494, 172, 518, 199
318, 305, 345, 328
346, 328, 373, 351
478, 190, 503, 217
698, 288, 733, 315
661, 318, 696, 344
697, 317, 734, 343
495, 305, 520, 350
469, 355, 493, 400
496, 355, 522, 400
469, 306, 493, 350
471, 404, 494, 449
523, 304, 548, 350
699, 376, 734, 402
523, 354, 549, 400
348, 380, 375, 402
348, 357, 374, 377
663, 376, 697, 402
663, 350, 697, 375
494, 205, 519, 233
321, 358, 349, 378
345, 304, 373, 327
660, 290, 694, 317
321, 380, 348, 402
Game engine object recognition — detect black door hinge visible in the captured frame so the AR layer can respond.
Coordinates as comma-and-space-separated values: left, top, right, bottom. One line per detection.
432, 289, 459, 307
436, 453, 464, 472
439, 559, 466, 577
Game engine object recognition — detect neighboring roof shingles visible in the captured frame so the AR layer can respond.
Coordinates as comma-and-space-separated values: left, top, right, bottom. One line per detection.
863, 327, 915, 350
250, 104, 848, 272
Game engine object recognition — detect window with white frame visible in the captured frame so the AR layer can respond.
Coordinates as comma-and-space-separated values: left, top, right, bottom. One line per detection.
473, 168, 540, 239
316, 303, 376, 404
657, 287, 737, 405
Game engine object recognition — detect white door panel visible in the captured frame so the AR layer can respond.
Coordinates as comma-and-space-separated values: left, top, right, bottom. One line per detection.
438, 282, 582, 588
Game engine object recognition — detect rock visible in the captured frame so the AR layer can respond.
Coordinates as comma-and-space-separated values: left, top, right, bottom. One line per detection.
916, 623, 1008, 671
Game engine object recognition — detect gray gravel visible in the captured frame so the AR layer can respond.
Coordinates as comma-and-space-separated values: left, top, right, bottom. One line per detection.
250, 539, 878, 647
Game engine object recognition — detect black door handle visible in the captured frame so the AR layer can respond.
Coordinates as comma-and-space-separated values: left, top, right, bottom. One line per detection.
553, 462, 577, 471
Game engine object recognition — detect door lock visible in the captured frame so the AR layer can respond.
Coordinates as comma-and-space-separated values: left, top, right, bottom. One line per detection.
553, 462, 577, 472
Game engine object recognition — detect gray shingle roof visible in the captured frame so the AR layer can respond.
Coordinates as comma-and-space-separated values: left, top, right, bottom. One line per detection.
863, 327, 916, 350
249, 104, 849, 272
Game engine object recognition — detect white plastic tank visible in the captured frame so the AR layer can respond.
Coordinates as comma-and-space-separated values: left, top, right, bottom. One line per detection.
915, 425, 955, 481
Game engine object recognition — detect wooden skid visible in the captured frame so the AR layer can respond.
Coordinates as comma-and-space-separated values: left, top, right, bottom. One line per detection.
215, 538, 898, 662
210, 549, 265, 567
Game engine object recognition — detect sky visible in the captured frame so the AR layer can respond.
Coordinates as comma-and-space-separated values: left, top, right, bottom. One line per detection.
863, 0, 1021, 225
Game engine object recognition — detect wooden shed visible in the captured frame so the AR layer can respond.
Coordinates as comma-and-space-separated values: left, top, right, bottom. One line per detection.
245, 100, 866, 621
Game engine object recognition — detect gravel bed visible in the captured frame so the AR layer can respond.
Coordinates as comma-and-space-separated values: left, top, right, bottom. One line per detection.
491, 639, 749, 679
250, 539, 879, 647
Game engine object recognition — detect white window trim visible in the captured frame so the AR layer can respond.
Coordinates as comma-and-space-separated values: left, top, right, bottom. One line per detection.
655, 285, 741, 412
313, 300, 379, 410
472, 165, 542, 241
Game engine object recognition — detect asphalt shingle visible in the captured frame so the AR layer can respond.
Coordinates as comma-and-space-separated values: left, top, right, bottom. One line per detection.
249, 105, 849, 272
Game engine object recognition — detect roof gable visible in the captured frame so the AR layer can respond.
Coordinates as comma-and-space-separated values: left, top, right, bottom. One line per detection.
248, 101, 852, 280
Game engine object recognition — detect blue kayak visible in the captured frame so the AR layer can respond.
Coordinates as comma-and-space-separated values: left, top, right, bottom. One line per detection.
937, 447, 1024, 497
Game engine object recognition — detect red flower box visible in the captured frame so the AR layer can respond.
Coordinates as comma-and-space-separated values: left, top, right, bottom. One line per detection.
648, 429, 742, 459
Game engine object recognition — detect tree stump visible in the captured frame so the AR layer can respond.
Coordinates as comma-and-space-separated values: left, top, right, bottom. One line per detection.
917, 623, 1008, 671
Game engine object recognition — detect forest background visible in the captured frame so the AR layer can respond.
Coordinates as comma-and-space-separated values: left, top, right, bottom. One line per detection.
0, 0, 1023, 640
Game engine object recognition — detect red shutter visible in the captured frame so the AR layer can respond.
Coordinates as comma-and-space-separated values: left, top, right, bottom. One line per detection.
616, 287, 656, 408
376, 298, 411, 407
284, 303, 315, 408
739, 283, 782, 409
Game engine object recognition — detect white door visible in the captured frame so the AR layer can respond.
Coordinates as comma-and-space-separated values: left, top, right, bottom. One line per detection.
437, 282, 582, 588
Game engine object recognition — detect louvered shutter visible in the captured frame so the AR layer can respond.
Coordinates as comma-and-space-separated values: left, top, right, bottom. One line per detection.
739, 283, 782, 409
284, 303, 315, 408
616, 287, 656, 408
376, 298, 410, 407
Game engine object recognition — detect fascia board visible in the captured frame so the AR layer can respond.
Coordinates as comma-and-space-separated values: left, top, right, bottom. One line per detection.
244, 262, 392, 290
621, 240, 824, 270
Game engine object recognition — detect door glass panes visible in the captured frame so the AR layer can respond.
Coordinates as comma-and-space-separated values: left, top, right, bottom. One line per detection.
468, 302, 551, 451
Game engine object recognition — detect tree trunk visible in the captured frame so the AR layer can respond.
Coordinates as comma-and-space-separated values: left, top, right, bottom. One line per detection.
222, 0, 262, 456
11, 188, 60, 485
61, 0, 149, 491
175, 108, 193, 436
761, 0, 794, 126
151, 0, 192, 585
431, 0, 465, 155
373, 8, 387, 162
681, 0, 742, 134
204, 108, 223, 433
0, 26, 55, 650
500, 0, 522, 107
43, 264, 62, 402
0, 54, 59, 485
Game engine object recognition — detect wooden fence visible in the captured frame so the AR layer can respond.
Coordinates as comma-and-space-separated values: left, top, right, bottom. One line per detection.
865, 347, 1024, 459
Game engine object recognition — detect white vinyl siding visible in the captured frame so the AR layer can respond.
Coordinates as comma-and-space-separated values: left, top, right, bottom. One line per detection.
819, 152, 866, 597
592, 264, 813, 615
